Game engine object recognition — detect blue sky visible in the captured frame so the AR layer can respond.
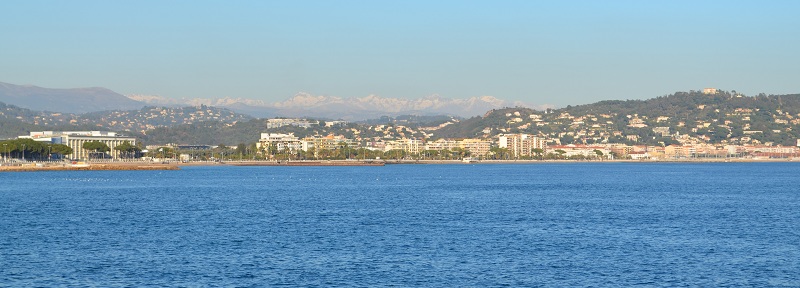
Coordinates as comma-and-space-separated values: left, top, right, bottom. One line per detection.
1, 0, 798, 107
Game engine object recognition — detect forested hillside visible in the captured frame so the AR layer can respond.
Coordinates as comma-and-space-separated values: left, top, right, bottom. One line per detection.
0, 102, 251, 139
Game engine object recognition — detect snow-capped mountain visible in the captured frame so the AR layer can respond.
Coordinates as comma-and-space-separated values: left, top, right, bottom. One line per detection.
128, 93, 536, 120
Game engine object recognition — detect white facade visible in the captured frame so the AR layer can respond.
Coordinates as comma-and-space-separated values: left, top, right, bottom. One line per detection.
425, 139, 492, 156
425, 139, 459, 151
385, 138, 424, 154
257, 133, 303, 152
22, 131, 137, 160
459, 138, 492, 156
498, 134, 546, 158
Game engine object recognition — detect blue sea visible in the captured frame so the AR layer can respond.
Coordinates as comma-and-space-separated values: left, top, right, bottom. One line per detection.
1, 163, 799, 287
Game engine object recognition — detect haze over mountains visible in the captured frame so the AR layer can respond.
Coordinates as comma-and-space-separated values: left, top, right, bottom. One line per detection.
0, 82, 143, 113
0, 81, 531, 120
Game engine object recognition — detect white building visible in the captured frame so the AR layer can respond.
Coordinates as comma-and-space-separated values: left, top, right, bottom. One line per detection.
301, 135, 358, 152
21, 131, 137, 160
497, 134, 546, 158
425, 139, 459, 151
385, 138, 424, 154
257, 133, 303, 152
425, 138, 492, 157
459, 138, 492, 156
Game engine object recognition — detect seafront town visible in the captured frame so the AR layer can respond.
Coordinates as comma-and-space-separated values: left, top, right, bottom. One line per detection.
253, 132, 800, 161
1, 129, 799, 172
5, 88, 800, 166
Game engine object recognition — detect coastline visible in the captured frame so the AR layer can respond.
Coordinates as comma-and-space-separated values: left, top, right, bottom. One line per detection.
0, 162, 180, 172
1, 157, 796, 172
227, 160, 385, 166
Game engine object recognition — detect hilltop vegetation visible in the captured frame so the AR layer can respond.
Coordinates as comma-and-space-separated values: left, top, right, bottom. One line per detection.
80, 105, 251, 132
0, 102, 110, 139
135, 118, 421, 145
132, 119, 265, 145
0, 102, 250, 139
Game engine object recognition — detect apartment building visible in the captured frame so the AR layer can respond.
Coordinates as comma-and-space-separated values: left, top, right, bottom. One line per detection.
424, 139, 459, 151
422, 138, 492, 157
497, 134, 546, 158
385, 138, 424, 154
257, 133, 303, 152
459, 138, 492, 156
301, 135, 358, 152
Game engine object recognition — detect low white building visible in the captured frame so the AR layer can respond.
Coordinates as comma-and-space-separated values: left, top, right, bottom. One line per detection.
21, 131, 137, 160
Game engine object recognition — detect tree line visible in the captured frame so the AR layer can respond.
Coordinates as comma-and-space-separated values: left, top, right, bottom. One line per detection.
0, 139, 141, 161
0, 139, 72, 160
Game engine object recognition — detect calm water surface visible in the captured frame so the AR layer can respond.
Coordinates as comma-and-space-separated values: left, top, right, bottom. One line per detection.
1, 163, 799, 286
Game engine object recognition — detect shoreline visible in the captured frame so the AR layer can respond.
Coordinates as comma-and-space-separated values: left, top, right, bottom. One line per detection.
227, 160, 385, 167
0, 162, 180, 172
1, 158, 796, 172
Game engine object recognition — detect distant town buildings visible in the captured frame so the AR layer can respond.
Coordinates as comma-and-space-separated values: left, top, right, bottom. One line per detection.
254, 131, 495, 159
266, 119, 316, 129
264, 118, 349, 129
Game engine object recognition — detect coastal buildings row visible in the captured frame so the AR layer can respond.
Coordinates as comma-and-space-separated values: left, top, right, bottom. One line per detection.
256, 133, 358, 153
257, 133, 500, 157
6, 129, 799, 161
256, 132, 800, 160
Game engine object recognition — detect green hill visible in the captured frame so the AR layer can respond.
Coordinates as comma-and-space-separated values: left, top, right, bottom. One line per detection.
434, 90, 800, 146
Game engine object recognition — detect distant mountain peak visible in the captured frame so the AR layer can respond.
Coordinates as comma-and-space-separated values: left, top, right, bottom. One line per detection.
0, 81, 145, 114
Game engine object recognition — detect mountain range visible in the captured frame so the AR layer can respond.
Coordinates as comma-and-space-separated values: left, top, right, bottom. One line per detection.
0, 82, 144, 113
127, 93, 535, 120
0, 81, 534, 119
4, 80, 800, 147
